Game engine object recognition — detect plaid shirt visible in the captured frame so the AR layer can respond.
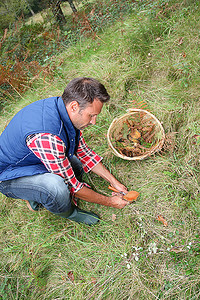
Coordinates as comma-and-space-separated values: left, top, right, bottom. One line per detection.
26, 132, 102, 193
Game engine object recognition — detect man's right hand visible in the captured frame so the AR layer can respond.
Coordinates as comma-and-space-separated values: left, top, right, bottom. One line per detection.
109, 195, 129, 209
75, 186, 128, 209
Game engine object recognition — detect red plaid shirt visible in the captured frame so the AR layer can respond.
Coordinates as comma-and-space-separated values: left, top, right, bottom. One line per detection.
26, 132, 102, 193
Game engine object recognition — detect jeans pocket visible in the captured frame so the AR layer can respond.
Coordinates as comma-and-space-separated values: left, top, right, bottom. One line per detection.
0, 183, 17, 199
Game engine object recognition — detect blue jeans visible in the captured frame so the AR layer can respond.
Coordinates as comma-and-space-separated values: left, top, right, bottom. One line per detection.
0, 156, 83, 216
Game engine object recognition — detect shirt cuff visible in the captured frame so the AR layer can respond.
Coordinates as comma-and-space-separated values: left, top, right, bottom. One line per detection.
70, 182, 90, 194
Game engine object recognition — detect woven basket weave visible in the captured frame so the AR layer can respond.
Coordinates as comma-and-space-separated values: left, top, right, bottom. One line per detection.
107, 109, 165, 161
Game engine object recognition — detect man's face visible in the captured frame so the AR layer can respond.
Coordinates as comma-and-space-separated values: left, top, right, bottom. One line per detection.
67, 99, 103, 130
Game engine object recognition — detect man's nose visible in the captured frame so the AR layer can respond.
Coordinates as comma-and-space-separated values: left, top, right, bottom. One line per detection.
90, 116, 97, 125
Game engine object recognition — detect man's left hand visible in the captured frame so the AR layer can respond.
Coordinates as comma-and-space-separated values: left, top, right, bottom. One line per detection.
110, 180, 128, 195
92, 162, 128, 194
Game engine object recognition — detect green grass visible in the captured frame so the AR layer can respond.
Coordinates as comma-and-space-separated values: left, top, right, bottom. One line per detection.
0, 1, 200, 299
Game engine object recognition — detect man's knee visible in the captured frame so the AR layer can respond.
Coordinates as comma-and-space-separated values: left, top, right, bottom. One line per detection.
42, 173, 68, 195
32, 173, 71, 213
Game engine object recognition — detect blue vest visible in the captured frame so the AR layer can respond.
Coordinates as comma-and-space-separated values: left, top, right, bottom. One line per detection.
0, 96, 80, 181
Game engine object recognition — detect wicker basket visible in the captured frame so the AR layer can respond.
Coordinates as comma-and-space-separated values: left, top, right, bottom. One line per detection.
107, 109, 165, 160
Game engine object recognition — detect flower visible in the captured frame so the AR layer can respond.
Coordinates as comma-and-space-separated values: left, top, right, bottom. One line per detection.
148, 242, 158, 255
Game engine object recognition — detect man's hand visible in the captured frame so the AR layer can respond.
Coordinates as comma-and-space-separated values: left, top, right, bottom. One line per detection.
75, 186, 128, 209
91, 162, 128, 194
75, 162, 130, 209
109, 180, 128, 195
109, 195, 129, 209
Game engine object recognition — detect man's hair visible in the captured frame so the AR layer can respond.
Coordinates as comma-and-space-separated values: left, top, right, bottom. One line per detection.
62, 77, 110, 109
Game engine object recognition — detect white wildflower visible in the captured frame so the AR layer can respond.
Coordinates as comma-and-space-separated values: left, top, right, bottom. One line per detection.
106, 264, 112, 268
132, 246, 143, 251
148, 242, 158, 254
135, 255, 139, 262
132, 252, 140, 261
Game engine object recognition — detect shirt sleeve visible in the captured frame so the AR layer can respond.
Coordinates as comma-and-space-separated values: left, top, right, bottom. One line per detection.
26, 133, 85, 193
76, 131, 103, 173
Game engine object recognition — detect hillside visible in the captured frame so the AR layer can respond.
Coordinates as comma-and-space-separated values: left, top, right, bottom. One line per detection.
0, 1, 199, 299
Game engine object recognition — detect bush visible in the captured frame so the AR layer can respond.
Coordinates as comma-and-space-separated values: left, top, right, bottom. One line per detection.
0, 0, 137, 107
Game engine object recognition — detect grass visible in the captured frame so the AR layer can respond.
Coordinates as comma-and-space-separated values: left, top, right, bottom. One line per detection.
0, 0, 200, 299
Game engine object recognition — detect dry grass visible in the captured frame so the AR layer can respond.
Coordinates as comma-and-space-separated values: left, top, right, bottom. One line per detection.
0, 1, 200, 299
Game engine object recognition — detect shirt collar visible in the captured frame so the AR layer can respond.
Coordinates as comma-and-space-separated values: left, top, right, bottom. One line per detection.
57, 96, 79, 138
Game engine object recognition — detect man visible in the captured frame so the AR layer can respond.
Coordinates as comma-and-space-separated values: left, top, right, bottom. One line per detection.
0, 77, 128, 225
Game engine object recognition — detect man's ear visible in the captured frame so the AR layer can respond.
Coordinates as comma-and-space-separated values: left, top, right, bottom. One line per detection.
68, 101, 79, 113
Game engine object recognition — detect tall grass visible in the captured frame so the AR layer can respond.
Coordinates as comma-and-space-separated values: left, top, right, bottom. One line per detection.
0, 1, 200, 299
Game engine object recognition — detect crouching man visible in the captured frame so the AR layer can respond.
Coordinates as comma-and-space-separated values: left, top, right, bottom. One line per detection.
0, 77, 128, 225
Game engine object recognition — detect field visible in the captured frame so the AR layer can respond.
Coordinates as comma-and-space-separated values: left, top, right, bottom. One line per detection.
0, 1, 199, 299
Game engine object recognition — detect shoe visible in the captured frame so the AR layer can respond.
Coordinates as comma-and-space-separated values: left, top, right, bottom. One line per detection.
67, 208, 100, 225
22, 199, 43, 211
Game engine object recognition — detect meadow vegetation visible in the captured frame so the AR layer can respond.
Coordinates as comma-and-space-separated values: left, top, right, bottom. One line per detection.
0, 0, 199, 299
